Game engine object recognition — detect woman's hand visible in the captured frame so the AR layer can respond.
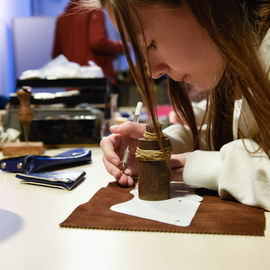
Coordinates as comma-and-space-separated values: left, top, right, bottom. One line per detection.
170, 152, 191, 181
100, 121, 146, 187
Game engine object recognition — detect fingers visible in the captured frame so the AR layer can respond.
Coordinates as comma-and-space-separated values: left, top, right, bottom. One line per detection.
118, 167, 134, 187
110, 122, 146, 139
170, 153, 190, 168
170, 154, 185, 168
102, 153, 135, 187
171, 167, 184, 181
170, 153, 191, 181
100, 122, 144, 187
100, 134, 136, 186
100, 134, 121, 164
100, 134, 122, 179
102, 155, 122, 180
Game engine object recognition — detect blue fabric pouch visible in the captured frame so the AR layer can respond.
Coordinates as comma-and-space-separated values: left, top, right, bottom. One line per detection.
0, 148, 91, 173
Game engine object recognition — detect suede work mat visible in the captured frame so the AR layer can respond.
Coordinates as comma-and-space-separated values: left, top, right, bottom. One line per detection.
60, 181, 266, 236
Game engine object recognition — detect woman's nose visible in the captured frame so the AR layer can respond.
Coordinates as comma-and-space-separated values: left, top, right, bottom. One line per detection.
148, 61, 169, 79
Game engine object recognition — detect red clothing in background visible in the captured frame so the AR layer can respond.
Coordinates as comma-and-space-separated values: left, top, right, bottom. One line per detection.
52, 2, 123, 84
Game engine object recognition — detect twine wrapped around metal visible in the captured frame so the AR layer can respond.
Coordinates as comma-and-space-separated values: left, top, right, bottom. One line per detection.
135, 124, 172, 201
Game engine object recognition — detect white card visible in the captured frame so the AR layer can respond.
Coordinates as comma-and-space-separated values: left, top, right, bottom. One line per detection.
111, 182, 203, 227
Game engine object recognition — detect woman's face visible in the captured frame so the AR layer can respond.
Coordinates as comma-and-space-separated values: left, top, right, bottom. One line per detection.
106, 3, 226, 92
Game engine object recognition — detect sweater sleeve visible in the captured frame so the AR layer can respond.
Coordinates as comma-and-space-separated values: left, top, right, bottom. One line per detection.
162, 100, 208, 154
183, 139, 270, 211
162, 124, 194, 154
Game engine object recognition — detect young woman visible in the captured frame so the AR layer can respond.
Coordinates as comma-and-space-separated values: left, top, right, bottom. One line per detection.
84, 0, 270, 210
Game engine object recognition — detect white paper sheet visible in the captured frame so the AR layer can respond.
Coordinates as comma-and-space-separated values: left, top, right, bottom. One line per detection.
111, 182, 203, 227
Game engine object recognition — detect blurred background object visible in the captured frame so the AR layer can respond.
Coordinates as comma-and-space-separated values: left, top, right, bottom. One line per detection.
52, 0, 123, 86
0, 0, 205, 140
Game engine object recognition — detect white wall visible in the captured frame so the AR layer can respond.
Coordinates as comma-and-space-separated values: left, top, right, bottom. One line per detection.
0, 0, 31, 97
13, 16, 57, 78
32, 0, 69, 16
0, 0, 68, 97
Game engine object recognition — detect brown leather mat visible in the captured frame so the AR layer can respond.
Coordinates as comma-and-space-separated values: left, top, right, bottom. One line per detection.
60, 181, 266, 235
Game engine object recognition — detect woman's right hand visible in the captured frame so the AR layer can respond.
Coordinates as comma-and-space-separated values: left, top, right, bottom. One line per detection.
100, 121, 146, 187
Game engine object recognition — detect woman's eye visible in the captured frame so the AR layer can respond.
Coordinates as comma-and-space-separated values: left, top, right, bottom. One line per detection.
147, 40, 157, 50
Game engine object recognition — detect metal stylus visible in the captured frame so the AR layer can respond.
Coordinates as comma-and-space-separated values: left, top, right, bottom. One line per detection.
121, 101, 143, 170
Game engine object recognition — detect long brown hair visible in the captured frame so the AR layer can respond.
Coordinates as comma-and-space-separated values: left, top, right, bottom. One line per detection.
85, 0, 270, 154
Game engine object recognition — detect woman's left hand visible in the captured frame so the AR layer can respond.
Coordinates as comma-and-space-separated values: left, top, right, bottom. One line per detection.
170, 152, 191, 181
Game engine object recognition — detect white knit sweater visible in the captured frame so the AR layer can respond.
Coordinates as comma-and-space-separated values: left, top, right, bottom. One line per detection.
163, 30, 270, 211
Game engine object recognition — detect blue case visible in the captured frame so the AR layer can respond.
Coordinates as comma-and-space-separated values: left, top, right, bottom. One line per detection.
0, 148, 91, 173
16, 170, 86, 190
